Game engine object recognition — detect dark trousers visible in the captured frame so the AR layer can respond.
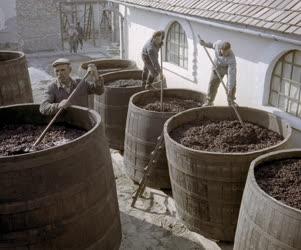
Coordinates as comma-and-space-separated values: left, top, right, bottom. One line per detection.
206, 70, 236, 105
69, 39, 78, 53
142, 55, 159, 86
78, 38, 83, 49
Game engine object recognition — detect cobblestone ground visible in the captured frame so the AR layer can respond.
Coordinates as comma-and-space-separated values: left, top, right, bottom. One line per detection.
111, 150, 233, 250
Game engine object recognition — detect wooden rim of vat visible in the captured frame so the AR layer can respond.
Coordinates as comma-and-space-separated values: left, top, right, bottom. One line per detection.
81, 58, 137, 70
164, 106, 292, 157
249, 149, 301, 214
0, 103, 101, 160
101, 69, 145, 89
0, 50, 25, 64
129, 88, 206, 115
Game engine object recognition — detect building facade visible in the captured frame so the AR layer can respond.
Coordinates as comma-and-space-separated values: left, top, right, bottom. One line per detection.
113, 0, 301, 147
0, 0, 18, 49
12, 0, 117, 52
16, 0, 61, 52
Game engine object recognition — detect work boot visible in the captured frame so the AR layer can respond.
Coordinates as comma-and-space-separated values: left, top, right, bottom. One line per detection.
142, 80, 147, 89
145, 83, 154, 90
228, 101, 238, 107
202, 100, 213, 107
227, 97, 237, 107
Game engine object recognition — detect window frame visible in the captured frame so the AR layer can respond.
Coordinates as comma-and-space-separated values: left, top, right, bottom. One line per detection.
269, 50, 301, 118
165, 21, 188, 69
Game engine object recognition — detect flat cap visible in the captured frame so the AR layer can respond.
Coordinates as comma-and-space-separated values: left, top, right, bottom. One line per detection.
52, 58, 71, 67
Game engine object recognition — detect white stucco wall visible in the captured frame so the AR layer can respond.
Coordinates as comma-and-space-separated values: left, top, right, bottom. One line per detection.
0, 0, 17, 46
0, 0, 16, 20
120, 5, 301, 147
0, 0, 16, 29
0, 8, 4, 30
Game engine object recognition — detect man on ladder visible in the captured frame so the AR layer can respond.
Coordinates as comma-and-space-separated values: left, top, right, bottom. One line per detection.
199, 38, 237, 106
141, 31, 165, 90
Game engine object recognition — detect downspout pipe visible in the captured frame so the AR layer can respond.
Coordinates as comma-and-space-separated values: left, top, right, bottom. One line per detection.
112, 1, 301, 47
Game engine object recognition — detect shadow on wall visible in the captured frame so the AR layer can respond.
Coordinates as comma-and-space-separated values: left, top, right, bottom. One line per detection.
272, 109, 301, 148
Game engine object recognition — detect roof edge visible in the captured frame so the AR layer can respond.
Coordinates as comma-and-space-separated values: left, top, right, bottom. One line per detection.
112, 0, 301, 47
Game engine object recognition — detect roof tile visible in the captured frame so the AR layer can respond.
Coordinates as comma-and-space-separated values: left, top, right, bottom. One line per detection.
285, 25, 299, 33
278, 24, 291, 32
294, 27, 301, 35
291, 2, 301, 11
284, 12, 300, 25
252, 7, 270, 18
114, 0, 301, 37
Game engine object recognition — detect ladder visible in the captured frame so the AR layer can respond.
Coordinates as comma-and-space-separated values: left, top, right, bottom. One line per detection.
60, 1, 77, 37
83, 3, 93, 40
131, 131, 165, 207
71, 1, 78, 25
62, 13, 70, 36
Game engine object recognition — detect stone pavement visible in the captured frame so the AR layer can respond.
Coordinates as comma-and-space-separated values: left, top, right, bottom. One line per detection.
111, 150, 234, 250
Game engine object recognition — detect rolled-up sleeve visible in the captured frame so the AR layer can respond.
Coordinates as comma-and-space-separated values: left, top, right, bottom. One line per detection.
87, 76, 104, 95
213, 40, 222, 50
39, 85, 59, 116
204, 41, 214, 49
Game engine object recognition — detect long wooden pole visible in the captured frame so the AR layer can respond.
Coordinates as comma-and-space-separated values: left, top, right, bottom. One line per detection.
160, 47, 164, 112
33, 71, 91, 147
199, 36, 245, 129
92, 4, 96, 47
59, 2, 65, 50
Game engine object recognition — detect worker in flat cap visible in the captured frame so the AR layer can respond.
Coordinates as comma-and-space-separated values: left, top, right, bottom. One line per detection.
199, 39, 237, 106
141, 30, 165, 89
40, 58, 104, 115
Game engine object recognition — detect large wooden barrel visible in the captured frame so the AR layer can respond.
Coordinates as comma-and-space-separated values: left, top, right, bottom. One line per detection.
81, 58, 137, 75
124, 89, 206, 189
96, 70, 144, 150
0, 51, 33, 106
81, 58, 137, 110
0, 104, 121, 249
234, 149, 301, 250
164, 107, 292, 241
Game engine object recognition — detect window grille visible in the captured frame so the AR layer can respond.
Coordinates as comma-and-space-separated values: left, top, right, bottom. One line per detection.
166, 22, 188, 69
269, 50, 301, 118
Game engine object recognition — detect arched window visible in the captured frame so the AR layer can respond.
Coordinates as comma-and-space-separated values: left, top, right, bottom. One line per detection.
269, 50, 301, 118
166, 22, 188, 69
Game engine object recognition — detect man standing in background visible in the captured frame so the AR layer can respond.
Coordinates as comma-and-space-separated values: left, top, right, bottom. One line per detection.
68, 24, 79, 54
76, 22, 84, 50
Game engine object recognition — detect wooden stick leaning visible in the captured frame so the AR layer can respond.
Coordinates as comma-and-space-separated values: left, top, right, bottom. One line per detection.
199, 36, 246, 129
33, 71, 91, 147
131, 131, 165, 207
